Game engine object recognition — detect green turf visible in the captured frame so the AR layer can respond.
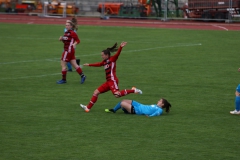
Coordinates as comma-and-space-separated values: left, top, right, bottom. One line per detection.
0, 23, 240, 160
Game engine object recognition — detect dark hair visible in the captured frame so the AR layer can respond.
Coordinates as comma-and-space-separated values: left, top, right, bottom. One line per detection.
71, 17, 78, 31
102, 42, 118, 57
162, 98, 171, 113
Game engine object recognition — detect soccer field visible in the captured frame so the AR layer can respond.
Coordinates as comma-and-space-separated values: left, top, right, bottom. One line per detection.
0, 23, 240, 160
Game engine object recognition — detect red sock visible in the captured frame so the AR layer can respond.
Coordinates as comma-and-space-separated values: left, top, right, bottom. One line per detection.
76, 67, 83, 74
87, 94, 98, 109
119, 89, 134, 96
62, 70, 67, 80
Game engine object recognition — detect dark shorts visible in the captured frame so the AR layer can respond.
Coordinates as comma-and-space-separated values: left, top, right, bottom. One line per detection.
131, 105, 136, 114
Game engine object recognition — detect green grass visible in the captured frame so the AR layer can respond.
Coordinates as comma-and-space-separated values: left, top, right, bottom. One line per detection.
0, 23, 240, 160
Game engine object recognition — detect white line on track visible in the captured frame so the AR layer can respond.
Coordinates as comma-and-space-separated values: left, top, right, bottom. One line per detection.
212, 25, 228, 31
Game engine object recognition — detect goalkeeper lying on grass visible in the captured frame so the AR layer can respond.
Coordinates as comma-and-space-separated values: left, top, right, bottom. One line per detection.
105, 98, 171, 117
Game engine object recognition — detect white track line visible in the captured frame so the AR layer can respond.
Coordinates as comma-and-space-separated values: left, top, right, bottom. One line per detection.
212, 25, 228, 31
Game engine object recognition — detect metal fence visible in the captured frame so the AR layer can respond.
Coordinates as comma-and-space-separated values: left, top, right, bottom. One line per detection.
0, 0, 239, 22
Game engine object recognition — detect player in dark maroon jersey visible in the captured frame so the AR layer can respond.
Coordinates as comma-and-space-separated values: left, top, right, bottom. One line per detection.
80, 42, 142, 112
57, 20, 86, 84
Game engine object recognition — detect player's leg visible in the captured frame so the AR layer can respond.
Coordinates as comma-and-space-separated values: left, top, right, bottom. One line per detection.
230, 86, 240, 114
117, 87, 142, 97
57, 51, 68, 84
70, 59, 86, 84
105, 99, 132, 113
108, 80, 141, 97
120, 100, 133, 113
57, 60, 67, 84
235, 95, 240, 111
80, 83, 109, 112
80, 89, 100, 112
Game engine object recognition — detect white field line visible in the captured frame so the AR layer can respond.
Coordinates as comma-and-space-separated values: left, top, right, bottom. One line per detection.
0, 43, 201, 65
212, 25, 228, 31
0, 54, 99, 65
125, 43, 202, 52
0, 43, 201, 80
0, 73, 61, 80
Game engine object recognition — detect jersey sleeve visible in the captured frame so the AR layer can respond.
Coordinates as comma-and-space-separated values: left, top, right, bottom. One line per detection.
89, 61, 104, 67
71, 31, 80, 44
148, 110, 162, 117
110, 46, 123, 62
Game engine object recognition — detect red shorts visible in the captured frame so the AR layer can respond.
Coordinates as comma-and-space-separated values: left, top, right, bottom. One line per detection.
98, 79, 119, 94
61, 50, 76, 62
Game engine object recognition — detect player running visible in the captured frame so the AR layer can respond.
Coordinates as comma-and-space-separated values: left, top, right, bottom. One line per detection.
80, 42, 142, 112
57, 19, 86, 84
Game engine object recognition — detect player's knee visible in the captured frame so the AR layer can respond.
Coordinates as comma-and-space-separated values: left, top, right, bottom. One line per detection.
93, 89, 100, 95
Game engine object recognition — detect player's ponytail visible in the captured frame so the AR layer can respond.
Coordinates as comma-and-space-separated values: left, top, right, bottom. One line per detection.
71, 16, 78, 31
162, 98, 171, 113
102, 42, 118, 56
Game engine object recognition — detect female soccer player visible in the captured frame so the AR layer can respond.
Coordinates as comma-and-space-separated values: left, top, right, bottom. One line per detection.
80, 42, 142, 112
230, 68, 240, 114
57, 19, 86, 84
105, 98, 171, 117
64, 17, 80, 72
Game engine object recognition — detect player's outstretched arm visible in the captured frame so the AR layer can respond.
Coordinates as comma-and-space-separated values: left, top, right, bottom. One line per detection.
83, 63, 89, 66
238, 68, 240, 72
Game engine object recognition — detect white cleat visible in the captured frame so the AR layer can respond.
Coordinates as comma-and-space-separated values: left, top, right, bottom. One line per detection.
230, 109, 240, 115
80, 104, 90, 113
132, 87, 142, 94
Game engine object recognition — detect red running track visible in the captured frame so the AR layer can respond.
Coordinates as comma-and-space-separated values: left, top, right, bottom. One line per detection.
1, 14, 240, 31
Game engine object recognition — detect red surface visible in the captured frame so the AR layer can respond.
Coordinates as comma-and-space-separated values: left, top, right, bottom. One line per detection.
1, 14, 240, 31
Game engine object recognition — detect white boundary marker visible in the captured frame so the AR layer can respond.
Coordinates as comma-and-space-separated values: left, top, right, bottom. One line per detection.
212, 25, 228, 31
0, 43, 202, 65
0, 73, 61, 80
0, 43, 202, 80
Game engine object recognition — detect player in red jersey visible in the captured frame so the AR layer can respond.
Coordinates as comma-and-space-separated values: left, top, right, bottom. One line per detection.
80, 42, 142, 112
57, 20, 86, 84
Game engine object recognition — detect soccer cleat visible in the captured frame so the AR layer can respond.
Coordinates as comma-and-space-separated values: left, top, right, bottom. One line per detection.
81, 76, 86, 84
132, 87, 142, 94
56, 79, 66, 84
230, 109, 240, 115
80, 104, 90, 113
105, 109, 115, 113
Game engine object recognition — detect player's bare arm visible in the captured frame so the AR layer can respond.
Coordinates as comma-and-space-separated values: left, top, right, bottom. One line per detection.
59, 36, 63, 41
72, 41, 78, 48
120, 42, 127, 47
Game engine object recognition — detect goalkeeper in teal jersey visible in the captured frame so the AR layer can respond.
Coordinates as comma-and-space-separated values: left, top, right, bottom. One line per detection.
105, 98, 171, 117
